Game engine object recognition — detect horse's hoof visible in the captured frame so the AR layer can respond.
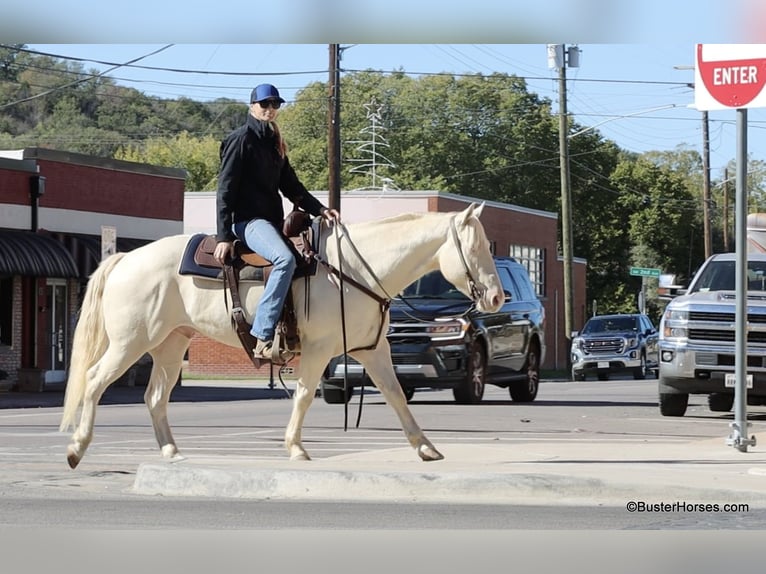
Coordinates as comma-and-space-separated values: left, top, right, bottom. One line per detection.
66, 447, 80, 469
290, 453, 311, 461
161, 444, 180, 459
417, 444, 444, 461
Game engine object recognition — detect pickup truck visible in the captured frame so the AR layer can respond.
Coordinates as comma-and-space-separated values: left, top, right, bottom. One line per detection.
658, 252, 766, 416
321, 256, 546, 405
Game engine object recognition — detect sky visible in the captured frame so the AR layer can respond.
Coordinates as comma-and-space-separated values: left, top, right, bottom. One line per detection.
22, 42, 766, 182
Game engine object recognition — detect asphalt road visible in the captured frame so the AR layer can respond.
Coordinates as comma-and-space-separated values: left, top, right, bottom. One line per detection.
2, 377, 766, 531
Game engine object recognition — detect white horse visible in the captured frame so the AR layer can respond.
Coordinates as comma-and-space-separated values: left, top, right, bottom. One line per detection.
59, 202, 503, 468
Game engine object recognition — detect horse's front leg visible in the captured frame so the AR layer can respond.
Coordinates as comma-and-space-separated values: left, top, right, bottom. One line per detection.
284, 350, 327, 461
353, 346, 444, 461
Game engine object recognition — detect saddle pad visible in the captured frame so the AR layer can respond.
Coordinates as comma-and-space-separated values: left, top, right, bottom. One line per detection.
179, 234, 265, 281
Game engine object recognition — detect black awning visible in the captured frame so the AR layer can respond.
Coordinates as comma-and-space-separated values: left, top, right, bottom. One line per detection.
50, 232, 152, 280
0, 229, 79, 278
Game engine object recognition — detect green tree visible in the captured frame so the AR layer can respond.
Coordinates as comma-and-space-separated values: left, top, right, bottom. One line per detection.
116, 131, 220, 191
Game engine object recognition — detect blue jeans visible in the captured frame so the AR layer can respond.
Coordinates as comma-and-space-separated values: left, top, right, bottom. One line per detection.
233, 219, 296, 341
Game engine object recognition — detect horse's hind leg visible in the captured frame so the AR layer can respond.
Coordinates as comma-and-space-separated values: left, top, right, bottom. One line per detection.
353, 346, 444, 461
67, 347, 142, 469
145, 330, 192, 460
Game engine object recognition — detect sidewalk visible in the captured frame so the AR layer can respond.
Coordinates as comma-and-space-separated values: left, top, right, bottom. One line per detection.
131, 433, 766, 505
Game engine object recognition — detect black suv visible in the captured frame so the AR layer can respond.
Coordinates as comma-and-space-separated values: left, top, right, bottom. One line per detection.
321, 257, 546, 404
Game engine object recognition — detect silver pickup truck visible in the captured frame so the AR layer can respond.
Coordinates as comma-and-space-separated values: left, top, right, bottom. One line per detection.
658, 252, 766, 416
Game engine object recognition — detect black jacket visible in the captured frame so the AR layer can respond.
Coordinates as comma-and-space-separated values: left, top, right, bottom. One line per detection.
215, 114, 325, 242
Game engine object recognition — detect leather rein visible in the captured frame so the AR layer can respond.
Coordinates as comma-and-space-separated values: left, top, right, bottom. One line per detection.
314, 215, 485, 429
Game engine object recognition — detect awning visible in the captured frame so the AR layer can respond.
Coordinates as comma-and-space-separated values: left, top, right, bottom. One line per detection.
0, 229, 79, 278
50, 232, 151, 280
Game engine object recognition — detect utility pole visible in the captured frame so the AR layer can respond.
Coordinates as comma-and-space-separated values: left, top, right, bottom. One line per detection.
702, 110, 712, 257
548, 44, 579, 366
328, 44, 341, 211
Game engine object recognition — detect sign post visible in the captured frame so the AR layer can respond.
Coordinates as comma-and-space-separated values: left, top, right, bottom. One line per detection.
695, 44, 766, 452
630, 267, 660, 315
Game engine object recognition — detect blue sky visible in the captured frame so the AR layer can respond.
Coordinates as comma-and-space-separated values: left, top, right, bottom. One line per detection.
25, 43, 766, 180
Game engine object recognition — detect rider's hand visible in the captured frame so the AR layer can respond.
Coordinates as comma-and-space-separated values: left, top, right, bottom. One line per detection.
214, 241, 234, 264
321, 208, 341, 224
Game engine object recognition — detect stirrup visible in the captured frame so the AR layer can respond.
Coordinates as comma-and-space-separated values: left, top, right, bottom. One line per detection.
270, 331, 295, 365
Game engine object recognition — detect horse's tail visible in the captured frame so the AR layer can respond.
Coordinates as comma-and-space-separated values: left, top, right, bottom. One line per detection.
59, 252, 127, 432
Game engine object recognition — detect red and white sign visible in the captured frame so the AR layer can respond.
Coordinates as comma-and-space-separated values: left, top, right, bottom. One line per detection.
695, 44, 766, 111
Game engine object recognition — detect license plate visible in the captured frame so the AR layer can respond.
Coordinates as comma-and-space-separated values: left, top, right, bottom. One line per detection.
597, 362, 609, 369
725, 374, 753, 388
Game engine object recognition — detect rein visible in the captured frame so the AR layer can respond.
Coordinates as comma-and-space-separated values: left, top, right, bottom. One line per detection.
314, 215, 484, 430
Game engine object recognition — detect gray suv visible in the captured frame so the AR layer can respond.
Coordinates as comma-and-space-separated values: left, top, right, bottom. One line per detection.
321, 256, 546, 404
571, 313, 659, 381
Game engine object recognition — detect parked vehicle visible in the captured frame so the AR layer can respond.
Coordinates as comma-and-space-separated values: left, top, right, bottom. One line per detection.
658, 252, 766, 416
321, 256, 546, 404
570, 313, 659, 381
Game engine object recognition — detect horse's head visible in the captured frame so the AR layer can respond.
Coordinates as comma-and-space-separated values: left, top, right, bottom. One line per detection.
437, 202, 503, 313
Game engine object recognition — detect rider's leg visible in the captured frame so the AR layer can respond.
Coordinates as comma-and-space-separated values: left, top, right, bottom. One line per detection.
234, 219, 296, 342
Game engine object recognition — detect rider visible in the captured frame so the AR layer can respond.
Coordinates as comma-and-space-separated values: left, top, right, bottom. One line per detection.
214, 83, 340, 360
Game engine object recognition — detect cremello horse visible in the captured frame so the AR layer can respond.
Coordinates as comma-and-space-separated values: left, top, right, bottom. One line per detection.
60, 203, 503, 468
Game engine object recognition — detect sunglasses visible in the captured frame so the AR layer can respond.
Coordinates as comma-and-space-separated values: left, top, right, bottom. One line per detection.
256, 99, 282, 110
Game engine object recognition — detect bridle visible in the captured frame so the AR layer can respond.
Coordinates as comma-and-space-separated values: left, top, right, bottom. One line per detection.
448, 215, 487, 306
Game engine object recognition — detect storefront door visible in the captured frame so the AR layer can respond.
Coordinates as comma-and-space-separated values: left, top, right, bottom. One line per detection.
45, 280, 68, 383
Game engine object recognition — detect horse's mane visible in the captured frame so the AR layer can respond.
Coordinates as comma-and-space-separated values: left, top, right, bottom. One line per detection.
348, 211, 445, 231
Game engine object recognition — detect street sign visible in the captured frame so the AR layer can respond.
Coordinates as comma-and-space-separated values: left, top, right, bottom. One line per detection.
695, 44, 766, 111
630, 267, 661, 278
101, 225, 116, 261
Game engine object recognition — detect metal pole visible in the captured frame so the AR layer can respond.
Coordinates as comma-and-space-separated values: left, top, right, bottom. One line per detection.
558, 56, 574, 362
723, 168, 730, 252
702, 110, 712, 258
728, 107, 756, 452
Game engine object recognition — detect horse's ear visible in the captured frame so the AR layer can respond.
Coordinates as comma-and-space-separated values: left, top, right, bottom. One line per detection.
456, 202, 484, 226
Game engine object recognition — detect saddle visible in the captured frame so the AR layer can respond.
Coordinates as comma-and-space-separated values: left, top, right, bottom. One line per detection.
179, 211, 318, 368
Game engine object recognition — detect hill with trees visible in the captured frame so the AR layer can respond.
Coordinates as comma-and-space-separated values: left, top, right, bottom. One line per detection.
2, 44, 755, 321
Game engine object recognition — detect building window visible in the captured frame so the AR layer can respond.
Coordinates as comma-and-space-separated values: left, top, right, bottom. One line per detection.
509, 245, 545, 297
0, 277, 12, 346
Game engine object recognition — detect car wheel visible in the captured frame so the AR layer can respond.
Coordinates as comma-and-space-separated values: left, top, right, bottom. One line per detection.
659, 392, 688, 416
402, 386, 415, 402
453, 340, 485, 404
633, 353, 647, 380
571, 368, 585, 381
708, 392, 734, 412
510, 341, 540, 402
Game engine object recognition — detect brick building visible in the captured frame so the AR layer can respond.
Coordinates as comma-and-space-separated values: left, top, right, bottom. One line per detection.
0, 148, 185, 391
184, 190, 587, 377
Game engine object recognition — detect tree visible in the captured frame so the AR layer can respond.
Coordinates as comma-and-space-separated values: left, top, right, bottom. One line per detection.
115, 131, 220, 191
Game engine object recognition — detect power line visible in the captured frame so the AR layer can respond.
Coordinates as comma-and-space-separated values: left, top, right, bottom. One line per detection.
3, 45, 326, 77
0, 44, 174, 111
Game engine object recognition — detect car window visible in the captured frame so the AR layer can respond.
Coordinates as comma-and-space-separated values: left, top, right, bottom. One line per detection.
582, 316, 637, 333
400, 270, 469, 300
498, 267, 522, 302
508, 266, 537, 302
